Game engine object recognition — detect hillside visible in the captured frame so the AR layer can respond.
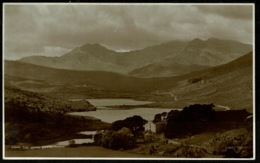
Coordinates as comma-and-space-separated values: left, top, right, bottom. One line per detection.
176, 38, 252, 66
157, 52, 253, 112
5, 51, 253, 112
20, 44, 123, 72
4, 86, 110, 145
19, 38, 252, 77
129, 62, 210, 78
129, 38, 251, 77
4, 61, 169, 92
5, 86, 96, 113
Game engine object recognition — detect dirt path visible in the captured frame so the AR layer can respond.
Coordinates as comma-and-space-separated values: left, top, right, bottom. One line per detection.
215, 104, 230, 111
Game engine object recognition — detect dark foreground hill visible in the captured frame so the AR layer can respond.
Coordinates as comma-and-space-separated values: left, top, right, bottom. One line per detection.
4, 86, 110, 145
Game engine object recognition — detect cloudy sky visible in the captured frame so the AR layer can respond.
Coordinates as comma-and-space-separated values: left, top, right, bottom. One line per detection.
4, 4, 253, 60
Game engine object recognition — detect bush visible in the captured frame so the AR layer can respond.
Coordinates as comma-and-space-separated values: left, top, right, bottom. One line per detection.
188, 77, 202, 84
112, 115, 147, 136
153, 112, 167, 123
164, 103, 252, 142
94, 127, 135, 150
164, 104, 215, 138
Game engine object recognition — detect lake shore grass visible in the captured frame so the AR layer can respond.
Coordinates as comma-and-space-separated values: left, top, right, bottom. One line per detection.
5, 145, 157, 158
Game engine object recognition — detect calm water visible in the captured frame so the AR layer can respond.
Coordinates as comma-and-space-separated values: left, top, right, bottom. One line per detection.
56, 99, 174, 146
70, 98, 175, 123
71, 98, 153, 107
55, 138, 94, 146
70, 98, 174, 134
54, 131, 96, 146
69, 107, 173, 123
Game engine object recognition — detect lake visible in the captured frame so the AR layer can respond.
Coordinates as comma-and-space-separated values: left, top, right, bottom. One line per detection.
54, 131, 96, 146
55, 99, 175, 146
69, 107, 173, 123
70, 98, 154, 107
69, 98, 174, 123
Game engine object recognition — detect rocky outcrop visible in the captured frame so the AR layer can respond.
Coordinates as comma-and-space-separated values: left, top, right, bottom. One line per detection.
205, 128, 253, 158
68, 100, 96, 112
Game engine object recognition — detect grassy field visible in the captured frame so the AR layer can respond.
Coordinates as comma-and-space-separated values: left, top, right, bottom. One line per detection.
5, 146, 157, 158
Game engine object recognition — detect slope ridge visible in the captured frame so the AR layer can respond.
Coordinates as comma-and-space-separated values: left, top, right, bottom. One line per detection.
19, 39, 252, 77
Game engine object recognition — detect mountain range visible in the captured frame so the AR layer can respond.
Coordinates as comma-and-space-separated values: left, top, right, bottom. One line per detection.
18, 38, 252, 77
5, 50, 253, 111
4, 37, 253, 111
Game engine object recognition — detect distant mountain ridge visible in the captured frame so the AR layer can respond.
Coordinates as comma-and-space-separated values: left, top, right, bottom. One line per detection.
19, 38, 252, 77
5, 51, 253, 111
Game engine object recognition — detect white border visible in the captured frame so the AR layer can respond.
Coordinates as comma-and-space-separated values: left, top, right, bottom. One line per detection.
1, 3, 255, 5
2, 2, 6, 160
2, 3, 255, 160
252, 3, 256, 161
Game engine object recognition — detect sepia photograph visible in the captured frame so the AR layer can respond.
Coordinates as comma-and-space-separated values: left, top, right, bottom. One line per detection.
3, 3, 255, 160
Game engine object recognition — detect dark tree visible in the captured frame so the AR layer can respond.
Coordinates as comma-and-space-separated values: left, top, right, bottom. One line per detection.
153, 112, 168, 123
164, 104, 216, 138
164, 103, 251, 139
112, 115, 147, 136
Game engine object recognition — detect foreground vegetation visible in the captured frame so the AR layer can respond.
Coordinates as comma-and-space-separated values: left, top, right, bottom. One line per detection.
165, 104, 251, 138
5, 86, 110, 145
4, 86, 253, 158
87, 104, 252, 158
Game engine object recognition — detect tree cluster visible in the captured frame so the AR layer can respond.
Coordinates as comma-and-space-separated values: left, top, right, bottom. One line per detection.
164, 104, 216, 138
94, 127, 135, 150
164, 104, 251, 139
4, 91, 103, 145
111, 115, 147, 136
153, 112, 167, 123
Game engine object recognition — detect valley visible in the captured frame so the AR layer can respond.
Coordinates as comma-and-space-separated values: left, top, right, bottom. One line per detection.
5, 50, 253, 112
3, 3, 255, 159
4, 39, 254, 159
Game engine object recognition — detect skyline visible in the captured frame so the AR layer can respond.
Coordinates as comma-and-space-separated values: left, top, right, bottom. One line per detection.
4, 3, 254, 60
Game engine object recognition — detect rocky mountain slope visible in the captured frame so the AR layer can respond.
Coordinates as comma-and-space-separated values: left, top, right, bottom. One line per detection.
158, 51, 253, 112
5, 51, 253, 111
19, 38, 252, 77
129, 38, 252, 77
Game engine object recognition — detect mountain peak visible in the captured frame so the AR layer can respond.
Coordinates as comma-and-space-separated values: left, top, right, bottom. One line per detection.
80, 43, 113, 53
187, 38, 206, 49
207, 37, 220, 42
191, 38, 204, 43
80, 43, 104, 49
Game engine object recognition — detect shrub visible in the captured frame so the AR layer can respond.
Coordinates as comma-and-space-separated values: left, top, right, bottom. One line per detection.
112, 115, 147, 136
164, 104, 216, 138
188, 77, 202, 84
94, 127, 135, 150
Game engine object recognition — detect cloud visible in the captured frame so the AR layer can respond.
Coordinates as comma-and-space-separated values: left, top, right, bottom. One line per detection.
195, 5, 253, 20
4, 4, 253, 60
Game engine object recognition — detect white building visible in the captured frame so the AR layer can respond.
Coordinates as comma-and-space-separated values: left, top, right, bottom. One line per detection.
144, 121, 156, 133
144, 121, 166, 133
